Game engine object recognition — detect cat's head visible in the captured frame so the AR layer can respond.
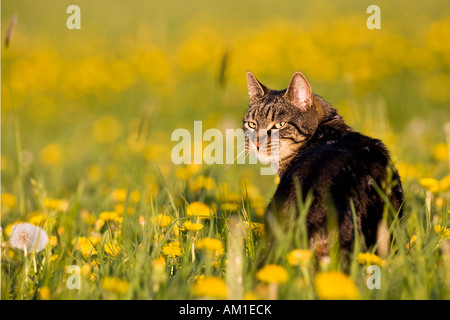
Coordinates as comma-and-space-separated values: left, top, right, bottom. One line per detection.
243, 71, 320, 171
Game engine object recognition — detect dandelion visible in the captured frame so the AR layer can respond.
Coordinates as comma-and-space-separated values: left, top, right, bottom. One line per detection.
175, 164, 201, 180
80, 264, 91, 276
192, 276, 227, 299
287, 249, 313, 266
181, 221, 204, 232
244, 222, 265, 236
39, 144, 63, 166
419, 178, 439, 193
93, 116, 122, 144
112, 204, 131, 215
434, 225, 450, 238
39, 286, 51, 300
1, 193, 17, 211
101, 277, 129, 295
104, 242, 120, 256
439, 174, 450, 192
161, 242, 182, 258
357, 252, 385, 267
220, 202, 239, 211
43, 198, 68, 211
130, 191, 141, 203
432, 143, 448, 161
73, 236, 100, 258
256, 264, 289, 284
87, 165, 102, 181
28, 213, 48, 227
190, 176, 216, 191
9, 223, 48, 253
150, 214, 173, 228
196, 237, 224, 256
110, 188, 127, 202
406, 235, 417, 250
99, 211, 120, 222
186, 201, 216, 218
49, 236, 58, 247
314, 271, 359, 300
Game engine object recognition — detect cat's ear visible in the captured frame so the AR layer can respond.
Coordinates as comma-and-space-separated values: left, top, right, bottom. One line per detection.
284, 72, 313, 110
246, 71, 267, 99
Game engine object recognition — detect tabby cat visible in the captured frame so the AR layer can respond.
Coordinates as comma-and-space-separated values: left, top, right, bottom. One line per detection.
243, 71, 404, 257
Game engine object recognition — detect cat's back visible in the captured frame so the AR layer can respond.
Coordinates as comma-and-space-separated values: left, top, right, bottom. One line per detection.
281, 128, 392, 196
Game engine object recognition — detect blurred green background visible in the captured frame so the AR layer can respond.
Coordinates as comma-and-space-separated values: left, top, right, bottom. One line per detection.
1, 0, 450, 301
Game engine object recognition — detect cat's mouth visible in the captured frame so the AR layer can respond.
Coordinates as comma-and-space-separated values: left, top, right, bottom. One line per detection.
245, 134, 280, 165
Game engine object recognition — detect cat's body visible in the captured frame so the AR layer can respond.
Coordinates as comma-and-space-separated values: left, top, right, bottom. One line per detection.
244, 71, 404, 256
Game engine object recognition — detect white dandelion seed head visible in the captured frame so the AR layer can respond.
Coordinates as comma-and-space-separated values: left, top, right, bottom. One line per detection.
9, 222, 48, 253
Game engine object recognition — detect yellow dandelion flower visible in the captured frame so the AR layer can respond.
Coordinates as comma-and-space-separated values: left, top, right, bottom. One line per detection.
95, 219, 105, 231
49, 236, 58, 247
196, 237, 224, 256
161, 242, 182, 258
114, 203, 135, 215
357, 252, 385, 266
439, 174, 450, 192
287, 249, 313, 266
192, 276, 227, 299
93, 116, 122, 144
186, 201, 216, 218
244, 222, 265, 236
39, 286, 51, 300
253, 205, 265, 218
110, 188, 127, 202
43, 198, 68, 211
28, 213, 48, 227
435, 197, 445, 208
256, 264, 289, 284
314, 272, 359, 300
49, 254, 59, 262
1, 193, 17, 210
87, 165, 102, 182
419, 178, 439, 193
190, 176, 216, 191
80, 264, 91, 276
220, 202, 239, 211
181, 221, 204, 232
99, 211, 120, 222
101, 277, 129, 295
73, 236, 100, 258
104, 243, 120, 256
175, 164, 201, 180
150, 214, 173, 228
39, 143, 62, 166
152, 256, 166, 269
434, 225, 450, 238
432, 143, 448, 161
406, 235, 417, 250
139, 216, 146, 226
79, 241, 97, 258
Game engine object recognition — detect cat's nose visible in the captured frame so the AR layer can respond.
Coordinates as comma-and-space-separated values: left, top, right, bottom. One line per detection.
256, 140, 260, 149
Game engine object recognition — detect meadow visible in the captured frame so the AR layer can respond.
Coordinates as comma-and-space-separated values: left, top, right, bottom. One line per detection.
1, 0, 450, 300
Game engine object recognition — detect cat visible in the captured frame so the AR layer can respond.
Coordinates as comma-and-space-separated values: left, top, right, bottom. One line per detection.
243, 71, 404, 258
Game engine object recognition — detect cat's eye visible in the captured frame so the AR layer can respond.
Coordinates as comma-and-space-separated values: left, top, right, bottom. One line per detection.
246, 121, 257, 129
274, 122, 286, 129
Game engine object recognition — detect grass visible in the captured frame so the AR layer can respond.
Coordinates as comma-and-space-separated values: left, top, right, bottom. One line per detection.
1, 0, 450, 300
